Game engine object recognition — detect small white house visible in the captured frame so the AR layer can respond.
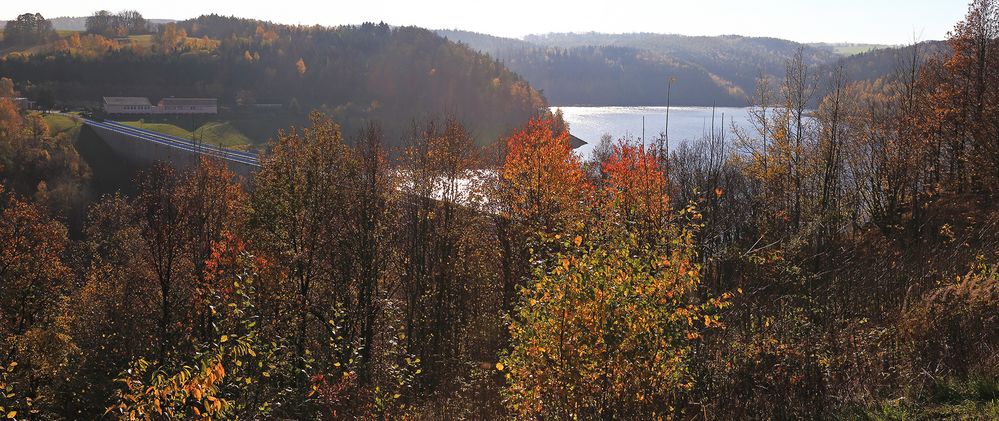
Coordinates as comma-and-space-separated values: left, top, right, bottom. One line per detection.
103, 97, 154, 114
12, 98, 35, 110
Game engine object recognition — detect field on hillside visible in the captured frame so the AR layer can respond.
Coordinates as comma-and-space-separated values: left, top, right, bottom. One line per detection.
832, 44, 889, 55
120, 120, 254, 150
120, 34, 153, 47
41, 113, 82, 135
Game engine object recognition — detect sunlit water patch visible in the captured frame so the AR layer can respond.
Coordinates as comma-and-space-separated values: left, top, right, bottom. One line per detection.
553, 106, 754, 159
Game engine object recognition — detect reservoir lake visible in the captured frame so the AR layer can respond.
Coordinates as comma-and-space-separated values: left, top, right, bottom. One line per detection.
553, 106, 754, 159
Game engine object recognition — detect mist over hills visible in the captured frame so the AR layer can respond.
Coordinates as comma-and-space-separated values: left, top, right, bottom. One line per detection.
3, 11, 950, 116
439, 29, 941, 107
1, 15, 545, 146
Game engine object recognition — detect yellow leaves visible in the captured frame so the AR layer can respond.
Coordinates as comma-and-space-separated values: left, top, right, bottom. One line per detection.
219, 335, 228, 343
573, 235, 582, 247
6, 411, 15, 419
501, 115, 588, 230
296, 58, 307, 76
495, 362, 505, 371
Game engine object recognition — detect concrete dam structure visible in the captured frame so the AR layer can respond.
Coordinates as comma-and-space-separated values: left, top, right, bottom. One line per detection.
83, 118, 260, 178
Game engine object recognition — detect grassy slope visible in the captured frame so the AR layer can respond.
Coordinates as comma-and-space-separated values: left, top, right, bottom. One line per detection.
832, 44, 887, 56
121, 34, 153, 48
120, 120, 254, 150
2, 33, 151, 57
194, 121, 253, 148
845, 373, 999, 418
42, 113, 83, 135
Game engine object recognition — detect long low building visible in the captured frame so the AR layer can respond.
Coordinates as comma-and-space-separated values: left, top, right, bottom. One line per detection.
103, 97, 154, 114
158, 97, 218, 114
103, 96, 218, 115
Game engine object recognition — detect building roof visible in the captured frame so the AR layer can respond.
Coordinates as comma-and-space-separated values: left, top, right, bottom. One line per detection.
103, 97, 152, 106
569, 134, 587, 150
158, 98, 217, 106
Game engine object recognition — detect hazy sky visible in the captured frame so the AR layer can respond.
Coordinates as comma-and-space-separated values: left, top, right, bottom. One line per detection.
6, 0, 970, 44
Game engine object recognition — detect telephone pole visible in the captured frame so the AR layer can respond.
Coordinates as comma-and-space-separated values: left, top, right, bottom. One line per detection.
663, 76, 676, 169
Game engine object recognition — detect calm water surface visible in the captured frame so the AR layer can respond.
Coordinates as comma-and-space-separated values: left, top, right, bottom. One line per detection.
553, 106, 754, 159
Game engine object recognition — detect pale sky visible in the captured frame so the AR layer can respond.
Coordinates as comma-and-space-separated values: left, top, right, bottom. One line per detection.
5, 0, 970, 44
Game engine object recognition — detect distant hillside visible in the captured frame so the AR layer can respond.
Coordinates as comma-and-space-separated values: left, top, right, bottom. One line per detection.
1, 15, 546, 147
528, 33, 836, 103
439, 31, 947, 107
438, 29, 533, 53
808, 42, 894, 56
829, 40, 950, 82
503, 45, 739, 106
440, 31, 844, 106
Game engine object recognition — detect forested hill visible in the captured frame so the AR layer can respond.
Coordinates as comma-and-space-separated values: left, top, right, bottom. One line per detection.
4, 16, 178, 31
0, 15, 546, 146
440, 30, 840, 106
438, 30, 945, 107
830, 40, 950, 82
524, 32, 837, 93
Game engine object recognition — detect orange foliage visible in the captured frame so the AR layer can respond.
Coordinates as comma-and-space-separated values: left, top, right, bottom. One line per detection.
601, 140, 669, 227
0, 185, 70, 338
296, 58, 307, 76
501, 115, 588, 234
49, 33, 121, 58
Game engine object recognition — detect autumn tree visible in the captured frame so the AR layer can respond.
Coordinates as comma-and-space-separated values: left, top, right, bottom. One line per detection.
0, 78, 16, 99
155, 23, 188, 54
110, 240, 290, 419
733, 51, 818, 240
502, 207, 730, 418
398, 117, 492, 397
86, 10, 147, 37
85, 10, 115, 37
136, 164, 192, 363
66, 193, 158, 414
601, 138, 670, 237
0, 183, 69, 343
251, 112, 351, 375
494, 114, 588, 313
296, 58, 307, 76
170, 158, 245, 348
499, 115, 588, 236
943, 0, 999, 188
3, 13, 56, 45
0, 183, 73, 414
350, 122, 395, 386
